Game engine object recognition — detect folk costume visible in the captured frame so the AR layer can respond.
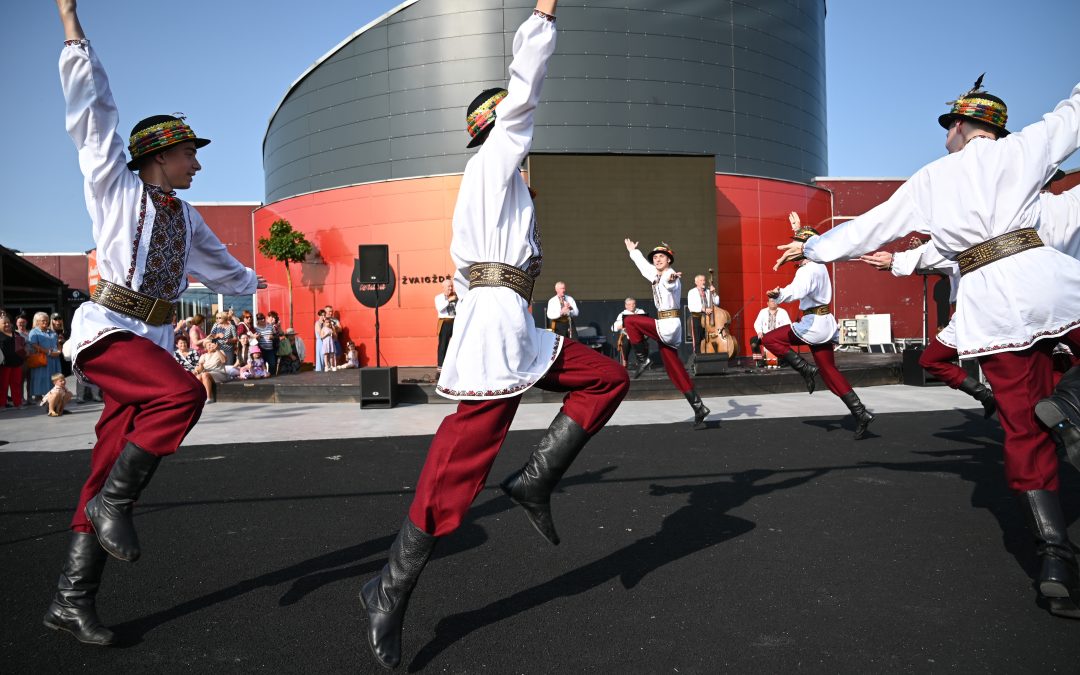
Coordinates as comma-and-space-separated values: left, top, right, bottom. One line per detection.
751, 304, 792, 364
763, 224, 875, 439
546, 290, 579, 337
360, 10, 629, 669
433, 290, 457, 368
623, 244, 711, 429
797, 77, 1080, 617
44, 40, 257, 646
612, 306, 646, 366
686, 282, 719, 354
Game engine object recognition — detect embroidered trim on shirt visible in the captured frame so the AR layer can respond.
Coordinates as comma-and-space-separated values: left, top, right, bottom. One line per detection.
436, 337, 561, 398
532, 9, 556, 21
64, 39, 89, 46
126, 186, 149, 286
957, 316, 1080, 357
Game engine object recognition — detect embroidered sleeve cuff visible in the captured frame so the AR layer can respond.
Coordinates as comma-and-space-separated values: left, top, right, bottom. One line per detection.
532, 9, 556, 22
64, 39, 89, 47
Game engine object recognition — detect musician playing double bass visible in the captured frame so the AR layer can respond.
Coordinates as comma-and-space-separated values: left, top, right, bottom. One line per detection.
546, 281, 578, 338
687, 274, 720, 355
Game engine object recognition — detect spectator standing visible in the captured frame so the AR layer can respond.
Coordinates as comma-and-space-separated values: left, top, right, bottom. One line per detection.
208, 311, 238, 365
313, 309, 327, 372
189, 313, 208, 355
51, 313, 72, 377
173, 335, 199, 373
254, 312, 278, 376
319, 315, 337, 372
15, 315, 30, 404
235, 310, 254, 364
0, 313, 25, 408
27, 312, 62, 401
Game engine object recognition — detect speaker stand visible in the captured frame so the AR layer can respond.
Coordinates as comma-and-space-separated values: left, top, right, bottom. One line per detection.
374, 286, 381, 367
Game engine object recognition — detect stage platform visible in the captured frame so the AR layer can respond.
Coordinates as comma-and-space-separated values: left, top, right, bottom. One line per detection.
216, 351, 903, 404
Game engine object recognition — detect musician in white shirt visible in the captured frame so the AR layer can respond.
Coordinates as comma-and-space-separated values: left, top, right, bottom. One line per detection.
686, 275, 719, 354
611, 297, 645, 366
751, 297, 792, 366
433, 279, 458, 369
545, 281, 578, 338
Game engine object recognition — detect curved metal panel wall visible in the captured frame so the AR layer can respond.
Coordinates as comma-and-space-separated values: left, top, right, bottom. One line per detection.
264, 0, 827, 203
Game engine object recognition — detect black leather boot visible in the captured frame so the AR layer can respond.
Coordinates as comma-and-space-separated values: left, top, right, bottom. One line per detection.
500, 413, 590, 545
628, 341, 651, 379
684, 389, 710, 430
1017, 490, 1080, 618
956, 376, 996, 419
839, 390, 875, 440
782, 350, 818, 394
360, 519, 437, 669
1035, 365, 1080, 471
84, 442, 161, 562
42, 532, 115, 646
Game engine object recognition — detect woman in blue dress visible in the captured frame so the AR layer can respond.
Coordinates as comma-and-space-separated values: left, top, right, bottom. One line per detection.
27, 311, 62, 400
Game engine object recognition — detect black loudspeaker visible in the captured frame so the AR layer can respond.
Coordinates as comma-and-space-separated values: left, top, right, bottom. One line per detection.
691, 353, 729, 376
358, 245, 390, 284
360, 366, 398, 408
902, 345, 979, 386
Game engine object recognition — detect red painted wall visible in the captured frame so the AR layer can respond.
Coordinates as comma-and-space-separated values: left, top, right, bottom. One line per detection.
192, 203, 259, 268
21, 254, 88, 293
253, 176, 458, 367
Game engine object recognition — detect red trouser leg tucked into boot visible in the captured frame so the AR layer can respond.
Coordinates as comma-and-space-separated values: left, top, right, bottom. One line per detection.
71, 333, 206, 533
979, 340, 1059, 492
622, 314, 693, 393
763, 326, 854, 397
409, 340, 628, 537
919, 336, 968, 388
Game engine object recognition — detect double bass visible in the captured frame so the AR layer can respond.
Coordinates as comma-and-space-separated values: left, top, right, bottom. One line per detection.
700, 268, 738, 357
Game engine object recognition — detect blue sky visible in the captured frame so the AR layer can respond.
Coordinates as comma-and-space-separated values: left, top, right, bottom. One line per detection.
2, 0, 1078, 252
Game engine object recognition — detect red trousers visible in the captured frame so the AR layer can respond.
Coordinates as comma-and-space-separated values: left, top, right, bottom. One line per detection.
919, 336, 968, 388
409, 339, 629, 536
622, 314, 693, 393
762, 326, 853, 397
70, 333, 206, 532
0, 365, 23, 407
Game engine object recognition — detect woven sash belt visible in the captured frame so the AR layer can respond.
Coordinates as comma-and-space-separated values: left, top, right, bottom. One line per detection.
467, 262, 534, 303
803, 304, 831, 316
957, 228, 1043, 276
657, 309, 680, 320
91, 280, 175, 326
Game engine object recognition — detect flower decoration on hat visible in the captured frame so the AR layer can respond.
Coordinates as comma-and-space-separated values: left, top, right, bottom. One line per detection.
465, 89, 508, 148
127, 113, 211, 170
938, 73, 1009, 137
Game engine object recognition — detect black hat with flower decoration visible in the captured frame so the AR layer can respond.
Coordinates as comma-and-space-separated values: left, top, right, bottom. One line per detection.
647, 242, 675, 265
938, 74, 1009, 137
465, 88, 509, 148
127, 114, 211, 170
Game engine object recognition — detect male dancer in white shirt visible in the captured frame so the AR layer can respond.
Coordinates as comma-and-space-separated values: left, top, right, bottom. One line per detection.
686, 274, 719, 354
763, 213, 875, 439
360, 3, 630, 668
46, 0, 264, 646
622, 240, 711, 430
433, 279, 457, 369
775, 76, 1080, 618
545, 280, 578, 338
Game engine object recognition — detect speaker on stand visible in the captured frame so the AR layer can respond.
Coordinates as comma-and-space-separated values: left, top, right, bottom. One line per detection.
358, 245, 389, 367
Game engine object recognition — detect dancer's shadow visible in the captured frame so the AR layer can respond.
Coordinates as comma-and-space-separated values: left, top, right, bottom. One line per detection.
110, 466, 620, 645
407, 466, 828, 672
709, 399, 762, 420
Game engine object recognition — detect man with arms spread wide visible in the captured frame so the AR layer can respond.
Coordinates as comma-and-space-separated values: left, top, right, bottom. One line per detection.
359, 2, 629, 668
775, 76, 1080, 618
44, 0, 264, 646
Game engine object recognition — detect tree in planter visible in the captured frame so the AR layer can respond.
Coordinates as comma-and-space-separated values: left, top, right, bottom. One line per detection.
257, 219, 313, 329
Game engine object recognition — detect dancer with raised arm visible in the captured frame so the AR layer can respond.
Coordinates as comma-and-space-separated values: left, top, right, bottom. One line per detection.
45, 0, 264, 646
622, 239, 711, 430
763, 212, 875, 439
774, 76, 1080, 618
360, 3, 629, 668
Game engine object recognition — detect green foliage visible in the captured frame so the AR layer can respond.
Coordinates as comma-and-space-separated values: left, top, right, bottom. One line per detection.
257, 219, 312, 268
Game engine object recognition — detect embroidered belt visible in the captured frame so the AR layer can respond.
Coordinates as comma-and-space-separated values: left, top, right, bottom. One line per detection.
957, 228, 1043, 276
467, 262, 534, 303
657, 309, 680, 320
91, 280, 175, 326
803, 305, 831, 316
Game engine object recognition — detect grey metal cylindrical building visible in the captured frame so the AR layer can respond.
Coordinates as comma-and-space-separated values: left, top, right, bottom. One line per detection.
263, 0, 827, 203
